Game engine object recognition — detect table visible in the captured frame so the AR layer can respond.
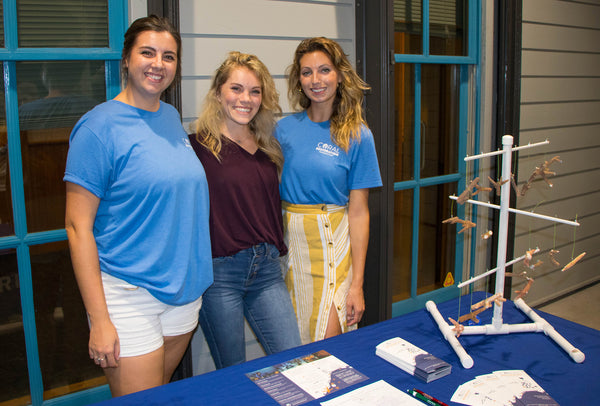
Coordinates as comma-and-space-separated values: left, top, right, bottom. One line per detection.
94, 292, 600, 405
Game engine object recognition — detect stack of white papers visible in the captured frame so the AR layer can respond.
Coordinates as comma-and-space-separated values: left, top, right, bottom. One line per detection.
376, 337, 451, 382
451, 370, 558, 406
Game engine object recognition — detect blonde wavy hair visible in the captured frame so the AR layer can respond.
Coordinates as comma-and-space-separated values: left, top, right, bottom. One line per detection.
192, 51, 283, 173
286, 37, 371, 152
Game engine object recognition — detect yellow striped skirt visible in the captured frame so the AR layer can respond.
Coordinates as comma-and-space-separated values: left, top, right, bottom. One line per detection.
281, 201, 356, 344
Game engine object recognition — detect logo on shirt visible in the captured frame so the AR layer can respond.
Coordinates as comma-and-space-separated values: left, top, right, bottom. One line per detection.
183, 138, 192, 148
316, 142, 340, 157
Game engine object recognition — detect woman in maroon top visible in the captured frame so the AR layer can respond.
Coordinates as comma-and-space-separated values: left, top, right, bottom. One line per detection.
189, 51, 301, 368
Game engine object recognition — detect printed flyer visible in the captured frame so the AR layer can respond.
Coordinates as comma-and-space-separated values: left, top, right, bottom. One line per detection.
246, 350, 368, 406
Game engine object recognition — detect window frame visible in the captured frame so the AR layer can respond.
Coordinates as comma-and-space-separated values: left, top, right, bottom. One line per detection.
0, 1, 127, 404
391, 0, 482, 316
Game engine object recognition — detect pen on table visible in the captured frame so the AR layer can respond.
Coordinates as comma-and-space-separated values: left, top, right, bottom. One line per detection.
412, 388, 448, 406
407, 389, 438, 406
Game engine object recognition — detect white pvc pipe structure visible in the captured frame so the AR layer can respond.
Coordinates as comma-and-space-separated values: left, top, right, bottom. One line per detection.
457, 248, 539, 289
514, 299, 585, 363
449, 196, 580, 227
426, 136, 586, 368
464, 139, 549, 161
491, 135, 513, 328
426, 301, 474, 369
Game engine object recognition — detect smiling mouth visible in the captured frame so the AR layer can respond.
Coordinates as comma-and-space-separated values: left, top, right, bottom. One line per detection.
146, 72, 163, 81
234, 106, 252, 113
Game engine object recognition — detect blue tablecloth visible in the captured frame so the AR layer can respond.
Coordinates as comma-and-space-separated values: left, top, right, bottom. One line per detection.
94, 292, 600, 405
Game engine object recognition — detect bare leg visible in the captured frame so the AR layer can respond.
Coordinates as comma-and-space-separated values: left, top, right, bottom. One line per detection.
324, 302, 342, 339
103, 347, 164, 397
103, 331, 193, 396
163, 331, 194, 384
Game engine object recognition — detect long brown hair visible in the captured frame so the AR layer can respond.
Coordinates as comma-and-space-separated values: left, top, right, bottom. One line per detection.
286, 37, 370, 152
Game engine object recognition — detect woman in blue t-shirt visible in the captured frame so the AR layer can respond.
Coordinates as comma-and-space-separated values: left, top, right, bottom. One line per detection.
276, 37, 383, 344
189, 52, 301, 369
64, 16, 212, 396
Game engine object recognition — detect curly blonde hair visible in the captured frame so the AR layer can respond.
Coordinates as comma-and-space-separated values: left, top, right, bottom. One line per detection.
286, 37, 370, 151
192, 51, 283, 173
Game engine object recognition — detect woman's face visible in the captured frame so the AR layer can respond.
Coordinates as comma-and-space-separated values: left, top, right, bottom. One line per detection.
218, 67, 262, 128
124, 30, 178, 103
298, 50, 341, 109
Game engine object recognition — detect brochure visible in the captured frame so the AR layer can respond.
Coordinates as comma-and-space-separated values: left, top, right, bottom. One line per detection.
376, 337, 451, 382
246, 350, 368, 406
451, 370, 559, 406
320, 380, 424, 406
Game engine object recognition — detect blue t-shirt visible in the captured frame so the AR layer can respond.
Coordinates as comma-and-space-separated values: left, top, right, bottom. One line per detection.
64, 100, 213, 305
276, 111, 382, 205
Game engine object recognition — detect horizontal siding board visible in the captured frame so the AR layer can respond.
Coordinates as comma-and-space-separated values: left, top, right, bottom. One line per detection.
179, 0, 356, 135
270, 0, 353, 4
520, 101, 600, 129
514, 209, 599, 249
521, 77, 600, 103
182, 37, 355, 78
512, 238, 600, 301
181, 78, 211, 129
513, 0, 600, 309
521, 51, 600, 78
180, 0, 353, 39
519, 124, 600, 152
515, 168, 600, 215
516, 147, 600, 186
511, 267, 599, 308
514, 215, 584, 246
511, 228, 600, 305
523, 0, 600, 28
522, 23, 600, 52
514, 194, 599, 238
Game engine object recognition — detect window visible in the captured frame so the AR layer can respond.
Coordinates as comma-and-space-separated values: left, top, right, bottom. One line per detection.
0, 1, 125, 404
391, 0, 479, 315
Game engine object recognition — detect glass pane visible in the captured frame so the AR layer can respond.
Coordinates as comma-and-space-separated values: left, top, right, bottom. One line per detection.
1, 64, 13, 237
0, 249, 31, 405
30, 241, 106, 400
420, 64, 459, 178
0, 1, 4, 48
394, 63, 414, 182
17, 0, 108, 48
392, 189, 413, 302
417, 183, 457, 294
394, 0, 422, 54
18, 60, 104, 232
430, 0, 467, 56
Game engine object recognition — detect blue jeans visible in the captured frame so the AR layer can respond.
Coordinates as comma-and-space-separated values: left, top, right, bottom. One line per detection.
198, 243, 301, 369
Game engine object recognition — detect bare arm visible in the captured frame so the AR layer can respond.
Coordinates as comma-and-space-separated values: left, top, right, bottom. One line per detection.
346, 188, 370, 326
65, 182, 119, 367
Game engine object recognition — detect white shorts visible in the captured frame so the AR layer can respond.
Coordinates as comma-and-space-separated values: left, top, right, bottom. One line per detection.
101, 272, 203, 357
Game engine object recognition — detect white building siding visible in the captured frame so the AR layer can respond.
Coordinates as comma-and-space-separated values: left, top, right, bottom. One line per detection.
179, 0, 355, 129
177, 0, 355, 375
515, 0, 600, 306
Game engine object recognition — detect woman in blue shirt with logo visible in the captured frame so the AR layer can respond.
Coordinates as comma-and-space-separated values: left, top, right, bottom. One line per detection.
64, 16, 212, 396
277, 37, 382, 344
